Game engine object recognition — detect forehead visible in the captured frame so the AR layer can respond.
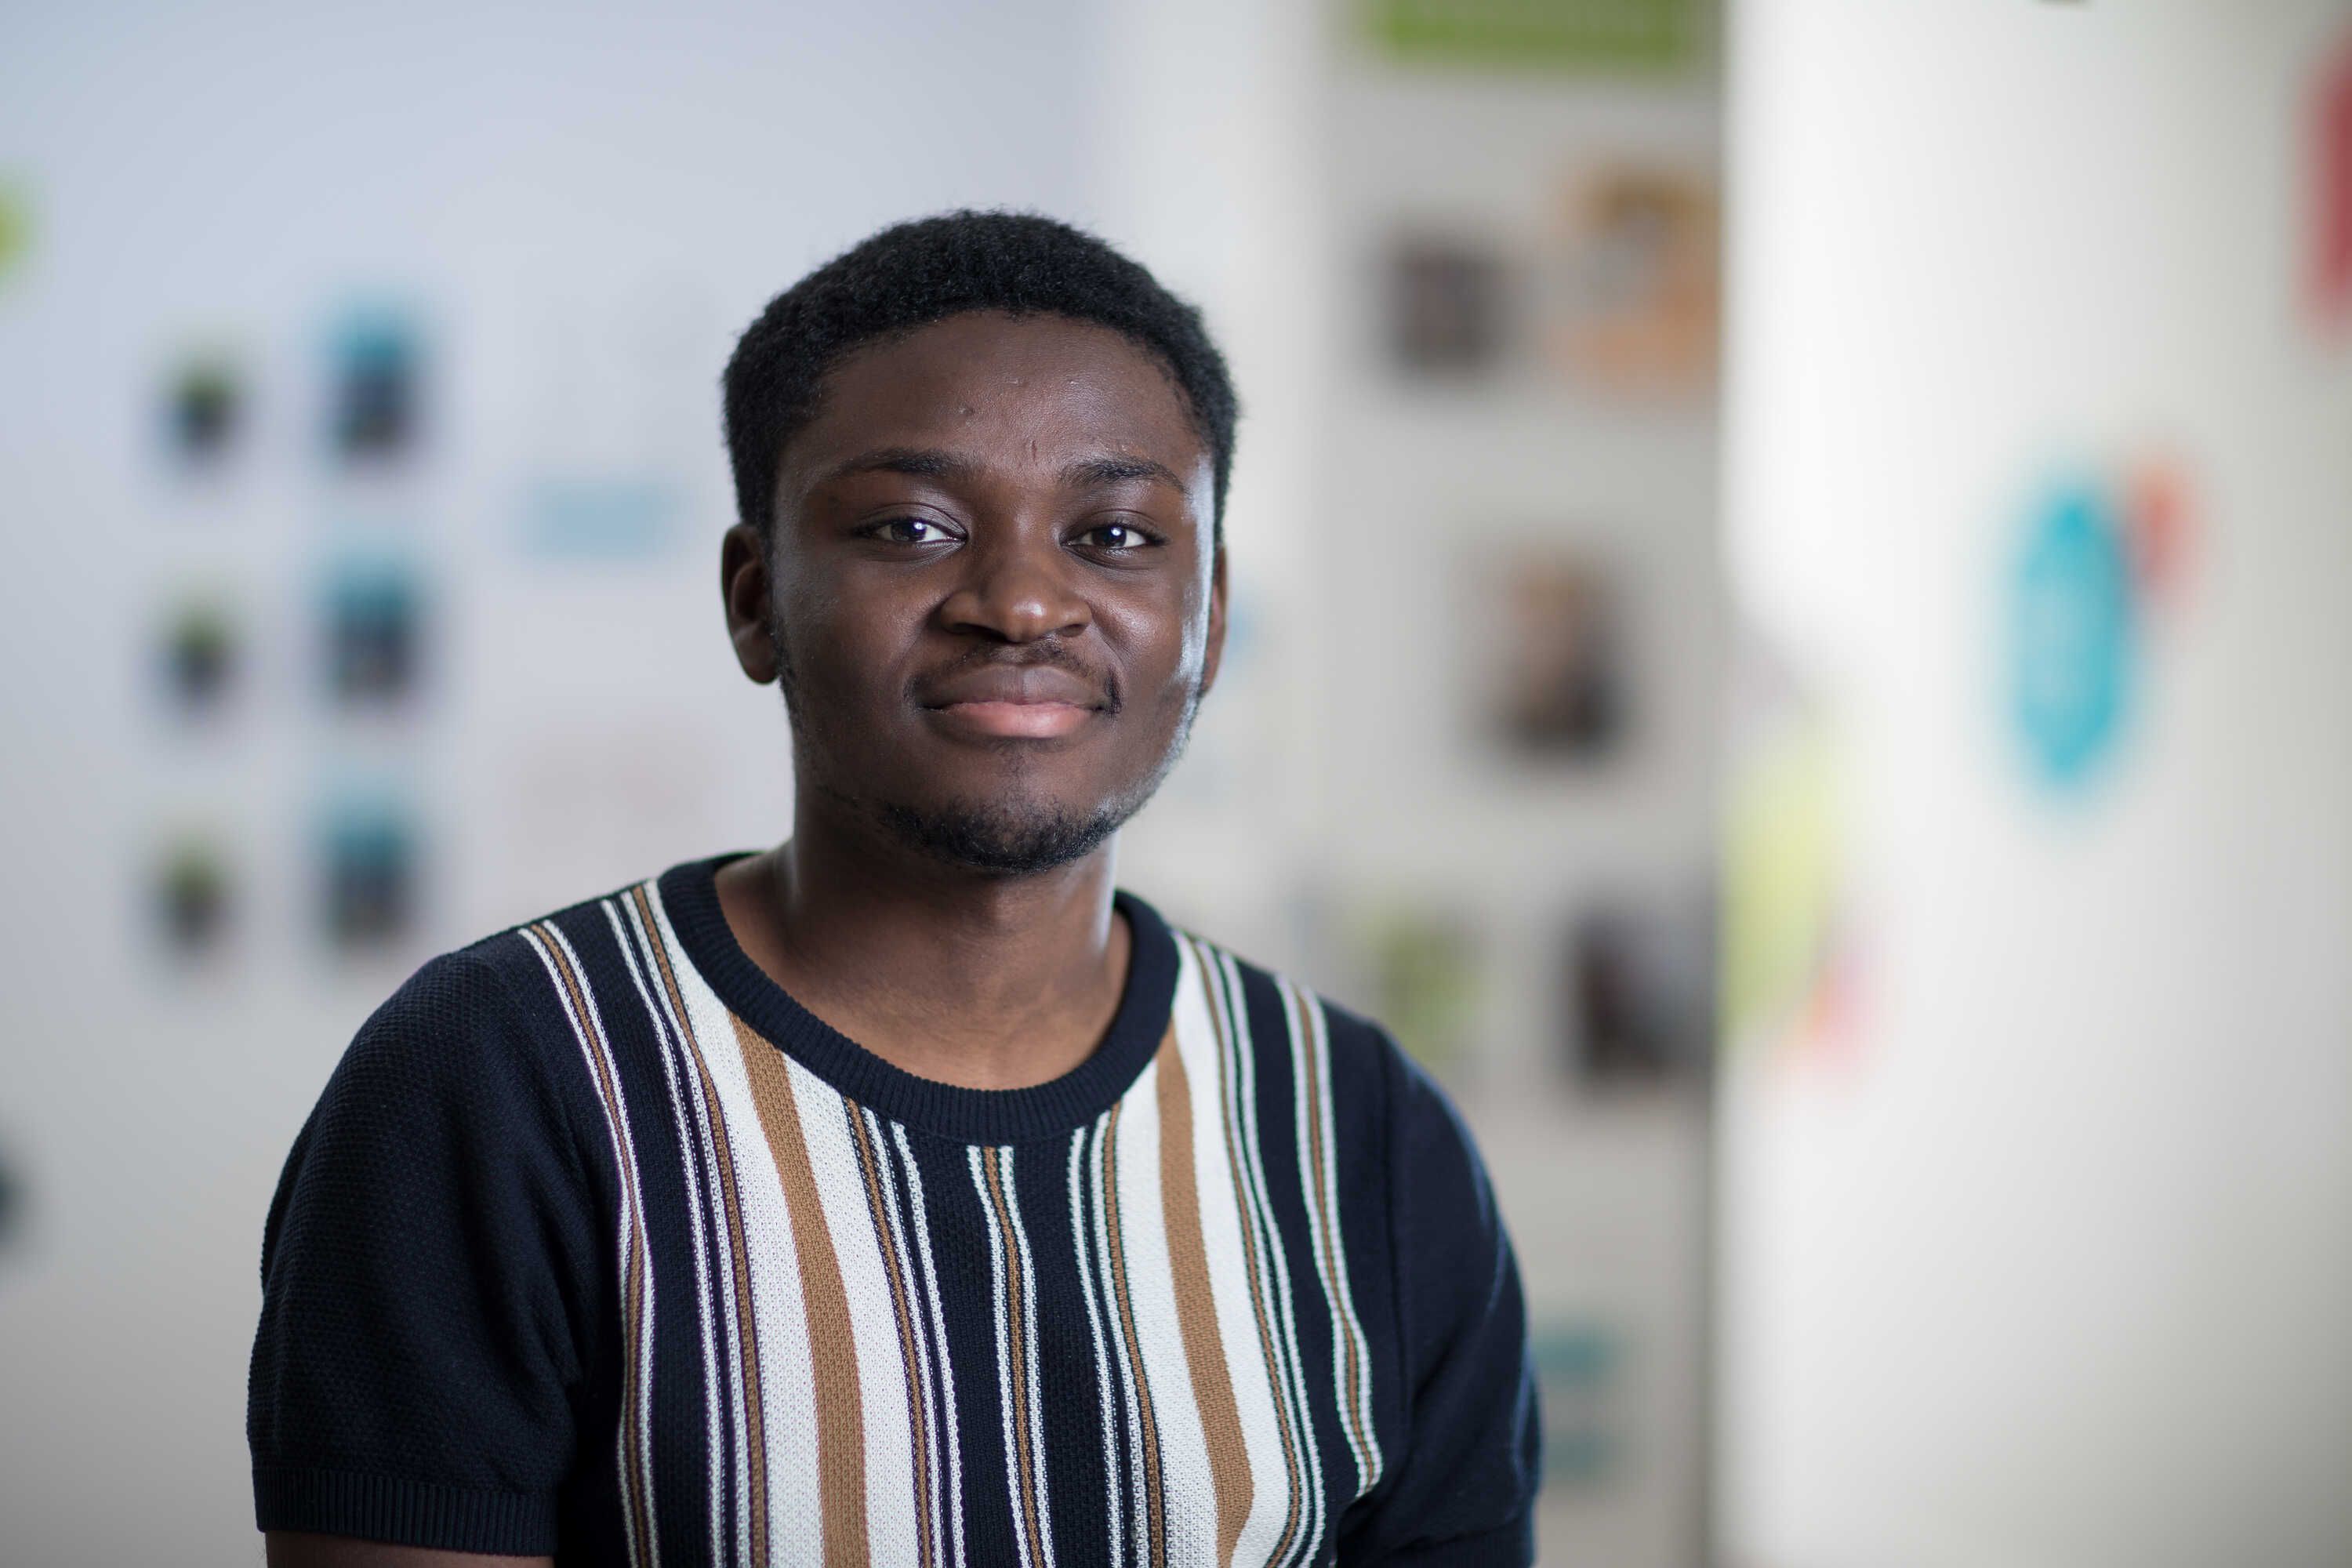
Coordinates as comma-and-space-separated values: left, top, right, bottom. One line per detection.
784, 310, 1206, 481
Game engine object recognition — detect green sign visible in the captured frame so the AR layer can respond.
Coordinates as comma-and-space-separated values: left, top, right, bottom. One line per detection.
1363, 0, 1707, 74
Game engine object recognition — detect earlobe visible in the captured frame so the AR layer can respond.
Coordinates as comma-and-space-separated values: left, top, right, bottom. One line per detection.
721, 523, 780, 684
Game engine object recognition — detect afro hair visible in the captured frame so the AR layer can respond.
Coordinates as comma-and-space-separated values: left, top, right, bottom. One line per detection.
721, 209, 1239, 548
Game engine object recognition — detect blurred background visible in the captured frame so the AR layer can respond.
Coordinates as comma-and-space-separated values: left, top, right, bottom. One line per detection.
1, 0, 2348, 1563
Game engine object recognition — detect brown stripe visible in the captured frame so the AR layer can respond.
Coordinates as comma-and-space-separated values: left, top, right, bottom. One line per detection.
634, 886, 768, 1565
533, 922, 658, 1568
1155, 1024, 1255, 1565
1190, 937, 1306, 1563
1290, 983, 1371, 1477
981, 1149, 1049, 1566
848, 1101, 935, 1568
1102, 1100, 1167, 1567
732, 1013, 869, 1568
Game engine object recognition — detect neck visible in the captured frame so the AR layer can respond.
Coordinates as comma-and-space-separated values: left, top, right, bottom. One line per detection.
713, 793, 1133, 1092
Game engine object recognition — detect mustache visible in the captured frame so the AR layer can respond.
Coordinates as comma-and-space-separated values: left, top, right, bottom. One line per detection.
916, 641, 1123, 713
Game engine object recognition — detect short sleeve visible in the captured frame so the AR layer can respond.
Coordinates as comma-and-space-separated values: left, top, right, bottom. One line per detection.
247, 948, 612, 1555
1339, 1039, 1542, 1566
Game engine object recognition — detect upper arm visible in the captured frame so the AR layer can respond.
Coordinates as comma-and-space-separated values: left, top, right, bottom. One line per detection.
249, 949, 609, 1557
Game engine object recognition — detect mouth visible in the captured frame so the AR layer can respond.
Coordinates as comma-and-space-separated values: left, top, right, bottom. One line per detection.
915, 662, 1108, 742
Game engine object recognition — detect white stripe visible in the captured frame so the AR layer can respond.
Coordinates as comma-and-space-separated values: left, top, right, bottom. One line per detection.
653, 924, 824, 1556
869, 1109, 947, 1568
1090, 1115, 1152, 1554
787, 1058, 920, 1566
1068, 1128, 1125, 1568
1226, 953, 1325, 1567
1287, 978, 1383, 1497
525, 920, 660, 1568
893, 1123, 967, 1568
1169, 942, 1293, 1566
632, 884, 755, 1566
605, 897, 725, 1563
999, 1148, 1055, 1568
970, 1147, 1032, 1568
1109, 1052, 1219, 1563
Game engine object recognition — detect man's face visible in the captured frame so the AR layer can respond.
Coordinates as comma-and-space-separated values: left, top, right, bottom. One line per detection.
721, 310, 1226, 876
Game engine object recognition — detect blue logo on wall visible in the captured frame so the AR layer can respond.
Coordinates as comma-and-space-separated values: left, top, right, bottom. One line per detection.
2010, 483, 2136, 789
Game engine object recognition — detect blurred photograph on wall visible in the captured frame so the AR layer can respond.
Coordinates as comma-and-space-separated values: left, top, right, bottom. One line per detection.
1529, 1316, 1627, 1490
321, 557, 423, 708
2313, 30, 2352, 332
0, 172, 30, 293
324, 303, 424, 463
1483, 544, 1628, 760
151, 832, 235, 960
1565, 893, 1711, 1091
155, 593, 241, 719
162, 349, 246, 468
1384, 231, 1512, 376
318, 792, 419, 952
1542, 162, 1719, 397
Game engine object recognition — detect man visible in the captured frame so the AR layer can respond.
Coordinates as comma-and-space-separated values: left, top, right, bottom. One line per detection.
249, 212, 1539, 1567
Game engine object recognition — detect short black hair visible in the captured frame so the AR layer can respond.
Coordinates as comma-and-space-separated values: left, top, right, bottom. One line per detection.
722, 210, 1238, 548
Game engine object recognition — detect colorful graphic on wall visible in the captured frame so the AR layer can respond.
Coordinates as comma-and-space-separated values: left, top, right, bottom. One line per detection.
2314, 29, 2352, 332
2007, 458, 2194, 792
157, 593, 241, 717
1543, 165, 1719, 398
318, 790, 419, 951
325, 303, 424, 463
1566, 892, 1712, 1091
1362, 0, 1704, 74
1486, 545, 1628, 761
321, 555, 423, 707
1721, 627, 1860, 1072
0, 175, 30, 292
163, 349, 246, 467
152, 833, 235, 958
1385, 232, 1511, 376
1529, 1317, 1626, 1487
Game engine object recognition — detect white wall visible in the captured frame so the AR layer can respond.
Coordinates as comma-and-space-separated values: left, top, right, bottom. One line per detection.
1719, 4, 2352, 1566
0, 5, 1093, 1561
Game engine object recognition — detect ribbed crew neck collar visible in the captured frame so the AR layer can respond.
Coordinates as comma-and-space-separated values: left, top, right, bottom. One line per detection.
657, 851, 1180, 1145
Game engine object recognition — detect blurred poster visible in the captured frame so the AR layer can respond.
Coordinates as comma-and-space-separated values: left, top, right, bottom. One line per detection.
1720, 626, 1860, 1072
1530, 1317, 1627, 1489
1543, 164, 1719, 397
0, 173, 28, 292
1384, 232, 1511, 377
2314, 30, 2352, 332
155, 593, 241, 718
151, 832, 235, 960
1361, 0, 1704, 74
162, 349, 245, 468
324, 303, 424, 464
318, 790, 419, 952
1367, 907, 1483, 1076
1483, 545, 1628, 761
321, 555, 423, 708
1565, 894, 1712, 1091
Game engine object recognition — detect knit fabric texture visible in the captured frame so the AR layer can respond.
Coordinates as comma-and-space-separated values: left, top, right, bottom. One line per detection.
249, 852, 1540, 1566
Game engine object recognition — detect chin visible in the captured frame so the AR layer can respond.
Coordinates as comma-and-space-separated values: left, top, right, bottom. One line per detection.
874, 791, 1128, 877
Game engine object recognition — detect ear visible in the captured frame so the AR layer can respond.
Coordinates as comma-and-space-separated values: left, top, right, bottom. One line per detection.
1196, 543, 1229, 700
721, 522, 779, 684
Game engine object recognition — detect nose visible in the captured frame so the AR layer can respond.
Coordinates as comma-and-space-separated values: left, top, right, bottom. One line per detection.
937, 527, 1091, 644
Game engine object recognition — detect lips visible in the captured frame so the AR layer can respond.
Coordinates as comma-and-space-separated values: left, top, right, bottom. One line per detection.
917, 662, 1105, 740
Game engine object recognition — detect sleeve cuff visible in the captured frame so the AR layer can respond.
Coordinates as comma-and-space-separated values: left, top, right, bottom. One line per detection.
253, 1465, 559, 1555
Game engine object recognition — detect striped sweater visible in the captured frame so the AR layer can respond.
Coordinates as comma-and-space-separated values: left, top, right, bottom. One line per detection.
249, 853, 1539, 1566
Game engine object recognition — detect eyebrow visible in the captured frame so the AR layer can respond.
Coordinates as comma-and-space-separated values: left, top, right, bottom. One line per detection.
815, 445, 1188, 494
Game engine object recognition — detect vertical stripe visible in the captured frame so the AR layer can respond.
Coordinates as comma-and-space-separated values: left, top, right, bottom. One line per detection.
891, 1123, 967, 1568
847, 1102, 936, 1568
733, 1014, 869, 1566
633, 884, 767, 1566
605, 898, 727, 1564
1099, 1100, 1168, 1567
1155, 1027, 1254, 1566
975, 1148, 1051, 1568
1068, 1128, 1126, 1568
1189, 938, 1310, 1568
1286, 980, 1383, 1498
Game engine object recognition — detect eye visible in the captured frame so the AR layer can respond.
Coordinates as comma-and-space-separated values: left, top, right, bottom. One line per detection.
1076, 521, 1158, 552
863, 517, 956, 546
